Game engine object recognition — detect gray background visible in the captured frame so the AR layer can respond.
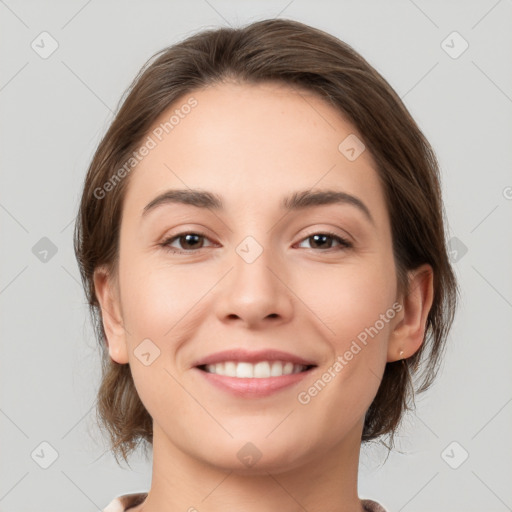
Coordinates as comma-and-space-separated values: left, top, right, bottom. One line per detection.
1, 1, 511, 511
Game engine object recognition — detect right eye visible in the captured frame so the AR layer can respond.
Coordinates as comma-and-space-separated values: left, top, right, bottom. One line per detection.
160, 232, 216, 254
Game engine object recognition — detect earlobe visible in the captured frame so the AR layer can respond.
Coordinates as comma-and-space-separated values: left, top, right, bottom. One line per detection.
387, 264, 434, 362
93, 266, 129, 364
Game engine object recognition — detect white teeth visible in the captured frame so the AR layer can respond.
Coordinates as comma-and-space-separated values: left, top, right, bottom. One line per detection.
254, 361, 270, 378
270, 361, 283, 377
236, 362, 253, 378
204, 361, 307, 378
224, 361, 237, 377
283, 362, 294, 375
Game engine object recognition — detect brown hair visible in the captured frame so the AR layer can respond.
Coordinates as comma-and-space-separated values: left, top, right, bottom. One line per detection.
74, 18, 458, 465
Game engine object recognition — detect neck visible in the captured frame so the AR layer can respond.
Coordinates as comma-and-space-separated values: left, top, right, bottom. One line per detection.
137, 421, 366, 512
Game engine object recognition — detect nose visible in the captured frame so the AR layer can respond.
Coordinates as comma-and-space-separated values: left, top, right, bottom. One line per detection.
214, 239, 294, 329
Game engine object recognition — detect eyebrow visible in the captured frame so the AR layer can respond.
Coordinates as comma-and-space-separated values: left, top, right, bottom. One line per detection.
142, 188, 374, 225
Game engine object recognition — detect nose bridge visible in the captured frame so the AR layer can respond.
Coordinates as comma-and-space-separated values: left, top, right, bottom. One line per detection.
215, 229, 293, 325
232, 232, 280, 296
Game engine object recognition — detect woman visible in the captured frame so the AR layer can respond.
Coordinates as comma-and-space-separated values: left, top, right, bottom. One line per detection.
74, 18, 457, 512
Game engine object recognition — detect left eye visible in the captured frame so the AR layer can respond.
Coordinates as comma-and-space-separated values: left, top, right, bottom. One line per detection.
161, 231, 352, 254
296, 232, 352, 251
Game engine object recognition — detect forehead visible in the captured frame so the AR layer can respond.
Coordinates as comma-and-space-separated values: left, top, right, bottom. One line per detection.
122, 81, 386, 222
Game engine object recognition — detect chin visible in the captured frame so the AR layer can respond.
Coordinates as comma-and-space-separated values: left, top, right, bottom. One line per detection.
187, 432, 312, 475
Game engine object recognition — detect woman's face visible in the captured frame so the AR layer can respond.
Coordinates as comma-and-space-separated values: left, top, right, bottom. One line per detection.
102, 81, 404, 472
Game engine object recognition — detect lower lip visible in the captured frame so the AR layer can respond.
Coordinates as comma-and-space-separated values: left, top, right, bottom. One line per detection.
195, 367, 314, 398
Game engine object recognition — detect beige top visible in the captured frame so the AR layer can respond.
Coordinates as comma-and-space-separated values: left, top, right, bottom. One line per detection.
102, 492, 389, 511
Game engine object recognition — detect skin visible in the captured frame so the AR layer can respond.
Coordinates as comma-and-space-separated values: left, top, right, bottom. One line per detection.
94, 81, 434, 512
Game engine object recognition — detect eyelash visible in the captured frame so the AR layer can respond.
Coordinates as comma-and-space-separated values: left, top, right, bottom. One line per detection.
160, 230, 353, 255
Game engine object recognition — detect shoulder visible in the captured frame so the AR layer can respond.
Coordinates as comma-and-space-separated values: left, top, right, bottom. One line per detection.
361, 498, 390, 512
102, 492, 148, 512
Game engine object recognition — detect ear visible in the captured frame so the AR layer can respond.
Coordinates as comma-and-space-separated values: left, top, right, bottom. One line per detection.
387, 264, 434, 362
93, 266, 129, 364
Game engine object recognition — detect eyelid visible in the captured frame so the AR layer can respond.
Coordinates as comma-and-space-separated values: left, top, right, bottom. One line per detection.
158, 224, 215, 244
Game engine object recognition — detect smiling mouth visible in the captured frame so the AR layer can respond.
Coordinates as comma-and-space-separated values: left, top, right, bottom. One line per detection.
197, 361, 316, 378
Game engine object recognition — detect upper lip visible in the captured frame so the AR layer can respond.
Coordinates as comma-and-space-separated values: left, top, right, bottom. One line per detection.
192, 349, 317, 368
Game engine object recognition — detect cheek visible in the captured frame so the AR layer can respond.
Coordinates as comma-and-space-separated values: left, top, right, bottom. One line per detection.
119, 254, 205, 338
118, 258, 206, 422
294, 256, 396, 411
303, 259, 396, 395
302, 257, 397, 346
